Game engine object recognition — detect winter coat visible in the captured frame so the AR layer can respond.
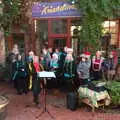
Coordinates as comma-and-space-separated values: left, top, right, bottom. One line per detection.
64, 60, 76, 78
104, 58, 115, 70
92, 56, 104, 72
77, 60, 91, 79
58, 51, 67, 70
12, 60, 27, 80
43, 52, 51, 70
50, 59, 59, 70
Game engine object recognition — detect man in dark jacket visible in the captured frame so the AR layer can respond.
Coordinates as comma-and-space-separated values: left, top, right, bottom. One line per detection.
12, 54, 27, 94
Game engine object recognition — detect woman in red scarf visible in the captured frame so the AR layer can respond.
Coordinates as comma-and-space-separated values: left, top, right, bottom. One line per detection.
32, 56, 44, 107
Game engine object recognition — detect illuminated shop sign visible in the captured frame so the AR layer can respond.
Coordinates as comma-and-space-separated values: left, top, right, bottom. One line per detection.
32, 2, 81, 18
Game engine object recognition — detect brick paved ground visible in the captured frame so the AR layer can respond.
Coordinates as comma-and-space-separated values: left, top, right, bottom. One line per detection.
0, 82, 120, 120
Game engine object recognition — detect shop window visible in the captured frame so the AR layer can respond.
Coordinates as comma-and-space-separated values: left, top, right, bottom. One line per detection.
52, 19, 67, 34
103, 20, 118, 45
52, 38, 66, 48
37, 20, 48, 45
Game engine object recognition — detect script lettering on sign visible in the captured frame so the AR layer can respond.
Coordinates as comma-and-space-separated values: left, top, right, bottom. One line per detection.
32, 2, 81, 18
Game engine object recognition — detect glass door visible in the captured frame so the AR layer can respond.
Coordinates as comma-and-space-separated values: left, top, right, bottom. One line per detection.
51, 19, 67, 48
52, 19, 67, 34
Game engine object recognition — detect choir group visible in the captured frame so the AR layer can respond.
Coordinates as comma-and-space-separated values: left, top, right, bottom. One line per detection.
7, 44, 120, 107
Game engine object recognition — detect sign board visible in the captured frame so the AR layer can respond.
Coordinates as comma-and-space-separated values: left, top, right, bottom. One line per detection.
37, 71, 56, 78
32, 2, 81, 18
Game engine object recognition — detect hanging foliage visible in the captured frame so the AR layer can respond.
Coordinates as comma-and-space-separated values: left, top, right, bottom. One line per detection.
0, 0, 22, 35
71, 0, 120, 50
0, 0, 40, 36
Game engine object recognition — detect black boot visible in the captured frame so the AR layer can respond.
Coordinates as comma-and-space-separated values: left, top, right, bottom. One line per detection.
33, 95, 39, 105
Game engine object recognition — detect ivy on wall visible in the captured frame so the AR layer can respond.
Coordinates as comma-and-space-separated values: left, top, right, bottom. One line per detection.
71, 0, 120, 50
0, 0, 22, 35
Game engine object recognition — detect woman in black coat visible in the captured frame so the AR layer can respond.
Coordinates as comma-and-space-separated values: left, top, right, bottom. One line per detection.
12, 54, 27, 94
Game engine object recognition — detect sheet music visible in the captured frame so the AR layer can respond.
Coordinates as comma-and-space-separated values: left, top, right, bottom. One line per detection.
37, 71, 56, 78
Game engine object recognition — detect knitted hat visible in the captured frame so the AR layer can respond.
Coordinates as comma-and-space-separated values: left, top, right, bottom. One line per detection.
84, 51, 91, 58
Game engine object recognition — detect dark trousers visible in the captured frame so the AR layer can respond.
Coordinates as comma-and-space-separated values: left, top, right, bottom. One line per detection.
93, 71, 102, 80
63, 77, 74, 92
32, 75, 41, 105
15, 77, 27, 94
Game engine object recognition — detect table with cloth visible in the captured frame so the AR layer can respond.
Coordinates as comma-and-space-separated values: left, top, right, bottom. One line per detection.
78, 84, 111, 111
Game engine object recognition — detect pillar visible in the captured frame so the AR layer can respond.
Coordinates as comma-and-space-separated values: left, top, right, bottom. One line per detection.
67, 18, 71, 47
48, 19, 52, 47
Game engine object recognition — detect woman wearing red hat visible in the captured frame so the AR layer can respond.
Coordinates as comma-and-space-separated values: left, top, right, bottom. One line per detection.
77, 53, 91, 85
84, 51, 91, 59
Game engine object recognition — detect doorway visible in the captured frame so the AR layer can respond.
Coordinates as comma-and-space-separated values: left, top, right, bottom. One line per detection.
12, 33, 25, 53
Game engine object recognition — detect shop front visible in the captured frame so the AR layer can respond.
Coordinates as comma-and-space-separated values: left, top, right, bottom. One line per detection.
32, 2, 82, 53
102, 20, 120, 48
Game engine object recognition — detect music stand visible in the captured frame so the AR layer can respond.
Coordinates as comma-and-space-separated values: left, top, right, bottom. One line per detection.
36, 71, 56, 119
